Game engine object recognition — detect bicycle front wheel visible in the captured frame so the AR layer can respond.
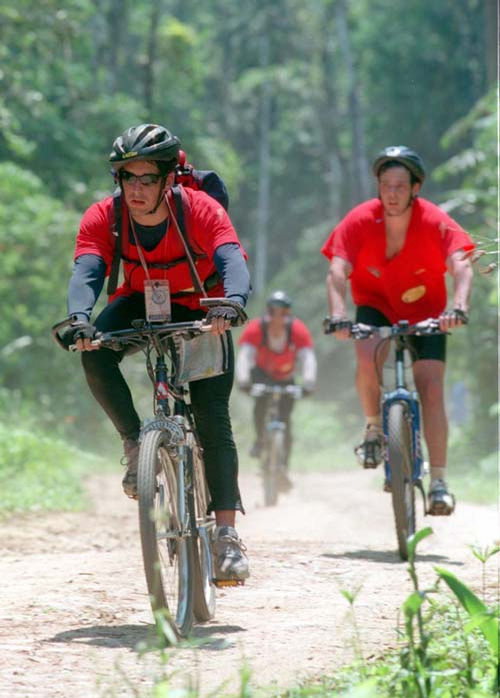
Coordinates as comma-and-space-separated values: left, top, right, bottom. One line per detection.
137, 429, 194, 639
262, 429, 284, 507
189, 437, 216, 622
387, 402, 416, 561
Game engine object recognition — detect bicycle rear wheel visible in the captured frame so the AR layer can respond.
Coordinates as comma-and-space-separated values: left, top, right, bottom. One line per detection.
262, 429, 284, 507
137, 429, 194, 639
189, 436, 216, 621
387, 402, 416, 560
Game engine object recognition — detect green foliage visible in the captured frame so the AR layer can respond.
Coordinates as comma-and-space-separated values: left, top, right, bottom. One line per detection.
0, 0, 495, 496
435, 568, 498, 661
0, 422, 100, 513
324, 531, 499, 698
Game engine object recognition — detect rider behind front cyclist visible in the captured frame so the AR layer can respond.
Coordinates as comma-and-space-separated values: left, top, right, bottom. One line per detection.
62, 123, 251, 581
236, 291, 317, 488
321, 146, 474, 515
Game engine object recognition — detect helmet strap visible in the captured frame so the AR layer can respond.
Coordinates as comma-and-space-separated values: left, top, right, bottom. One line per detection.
144, 177, 168, 215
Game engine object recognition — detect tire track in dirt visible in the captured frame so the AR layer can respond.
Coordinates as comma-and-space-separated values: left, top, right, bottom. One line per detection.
0, 469, 496, 697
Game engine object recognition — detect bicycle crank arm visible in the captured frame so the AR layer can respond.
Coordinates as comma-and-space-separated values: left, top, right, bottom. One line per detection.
213, 578, 245, 588
414, 479, 428, 517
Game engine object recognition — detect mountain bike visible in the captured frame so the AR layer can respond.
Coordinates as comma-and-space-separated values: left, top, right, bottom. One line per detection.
250, 383, 302, 506
324, 318, 445, 560
52, 298, 243, 639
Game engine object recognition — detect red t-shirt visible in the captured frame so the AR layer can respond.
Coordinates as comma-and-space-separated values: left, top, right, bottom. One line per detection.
321, 198, 474, 323
238, 317, 314, 382
74, 186, 245, 310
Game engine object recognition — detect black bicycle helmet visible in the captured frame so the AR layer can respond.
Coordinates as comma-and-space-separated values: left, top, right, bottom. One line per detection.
109, 123, 180, 169
372, 146, 426, 183
267, 290, 292, 309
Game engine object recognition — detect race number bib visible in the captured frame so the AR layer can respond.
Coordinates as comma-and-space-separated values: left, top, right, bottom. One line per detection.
144, 279, 171, 322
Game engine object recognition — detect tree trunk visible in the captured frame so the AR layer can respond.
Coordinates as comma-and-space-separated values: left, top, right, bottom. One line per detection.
335, 0, 370, 205
254, 32, 272, 296
485, 0, 498, 87
104, 0, 129, 93
144, 0, 163, 117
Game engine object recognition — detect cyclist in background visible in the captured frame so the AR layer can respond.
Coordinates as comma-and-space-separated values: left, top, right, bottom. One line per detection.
236, 291, 317, 488
321, 146, 474, 515
61, 123, 251, 581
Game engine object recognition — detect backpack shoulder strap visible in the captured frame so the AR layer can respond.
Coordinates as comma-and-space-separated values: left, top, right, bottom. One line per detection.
260, 316, 269, 347
106, 189, 123, 296
286, 316, 294, 346
169, 185, 206, 297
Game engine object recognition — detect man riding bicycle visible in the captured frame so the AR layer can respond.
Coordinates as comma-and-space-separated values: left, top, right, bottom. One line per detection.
236, 291, 317, 488
321, 146, 474, 515
61, 123, 251, 581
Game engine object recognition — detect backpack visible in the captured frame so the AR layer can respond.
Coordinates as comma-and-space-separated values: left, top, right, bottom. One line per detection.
106, 152, 228, 296
260, 316, 294, 350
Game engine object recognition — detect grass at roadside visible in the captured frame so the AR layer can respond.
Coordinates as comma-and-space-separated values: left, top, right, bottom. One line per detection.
0, 422, 105, 515
135, 534, 499, 698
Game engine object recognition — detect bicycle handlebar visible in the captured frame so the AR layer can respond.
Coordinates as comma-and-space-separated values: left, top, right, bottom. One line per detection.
51, 298, 247, 352
323, 317, 446, 339
249, 383, 303, 399
51, 315, 213, 352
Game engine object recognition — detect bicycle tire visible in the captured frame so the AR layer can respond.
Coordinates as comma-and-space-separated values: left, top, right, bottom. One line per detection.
188, 437, 216, 621
137, 429, 194, 639
387, 402, 416, 560
263, 429, 284, 507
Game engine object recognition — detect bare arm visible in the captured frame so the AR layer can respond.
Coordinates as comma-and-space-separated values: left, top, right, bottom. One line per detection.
326, 256, 353, 340
447, 249, 473, 312
439, 249, 473, 330
326, 256, 352, 317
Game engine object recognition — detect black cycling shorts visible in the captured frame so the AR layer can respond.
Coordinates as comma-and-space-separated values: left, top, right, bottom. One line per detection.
355, 306, 446, 363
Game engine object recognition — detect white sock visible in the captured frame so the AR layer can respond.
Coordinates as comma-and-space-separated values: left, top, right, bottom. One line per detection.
366, 415, 382, 431
430, 466, 446, 481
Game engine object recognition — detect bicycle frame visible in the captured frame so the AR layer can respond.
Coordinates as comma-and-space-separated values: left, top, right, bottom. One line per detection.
266, 389, 287, 435
381, 337, 423, 488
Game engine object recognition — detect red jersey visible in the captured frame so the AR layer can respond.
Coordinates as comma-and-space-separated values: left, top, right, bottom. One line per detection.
238, 317, 314, 382
74, 186, 245, 310
321, 198, 474, 323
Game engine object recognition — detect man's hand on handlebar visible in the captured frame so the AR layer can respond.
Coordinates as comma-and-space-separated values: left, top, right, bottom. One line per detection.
202, 298, 248, 336
438, 308, 469, 332
323, 316, 353, 340
60, 320, 100, 352
205, 305, 240, 335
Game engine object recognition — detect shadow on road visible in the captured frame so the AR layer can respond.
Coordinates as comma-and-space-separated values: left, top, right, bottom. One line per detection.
321, 549, 464, 565
48, 622, 246, 652
49, 623, 155, 651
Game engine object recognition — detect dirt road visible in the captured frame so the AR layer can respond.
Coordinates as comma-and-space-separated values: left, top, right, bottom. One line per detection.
0, 469, 496, 697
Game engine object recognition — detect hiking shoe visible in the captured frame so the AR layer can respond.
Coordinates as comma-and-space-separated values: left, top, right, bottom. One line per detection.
354, 424, 384, 469
121, 438, 140, 499
428, 478, 455, 516
383, 478, 392, 493
212, 526, 249, 582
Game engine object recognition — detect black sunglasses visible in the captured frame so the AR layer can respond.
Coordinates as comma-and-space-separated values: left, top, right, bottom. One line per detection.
119, 171, 162, 185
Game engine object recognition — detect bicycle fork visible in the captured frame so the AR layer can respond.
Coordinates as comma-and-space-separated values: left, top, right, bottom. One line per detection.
382, 346, 427, 514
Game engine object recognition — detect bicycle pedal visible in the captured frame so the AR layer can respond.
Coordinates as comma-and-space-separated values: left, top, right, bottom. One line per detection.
212, 578, 245, 588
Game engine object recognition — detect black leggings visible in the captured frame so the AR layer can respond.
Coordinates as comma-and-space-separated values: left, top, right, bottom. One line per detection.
81, 293, 243, 512
251, 367, 294, 467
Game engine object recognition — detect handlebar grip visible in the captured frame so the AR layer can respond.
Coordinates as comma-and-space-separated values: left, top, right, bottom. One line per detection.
199, 297, 248, 326
323, 317, 353, 335
51, 316, 76, 351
